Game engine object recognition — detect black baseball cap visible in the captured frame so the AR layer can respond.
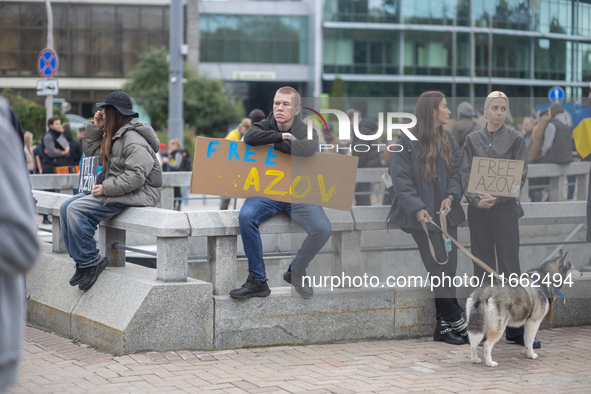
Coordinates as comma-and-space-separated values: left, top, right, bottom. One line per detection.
96, 91, 139, 118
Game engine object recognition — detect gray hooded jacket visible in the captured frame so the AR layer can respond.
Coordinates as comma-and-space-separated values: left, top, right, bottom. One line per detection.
83, 120, 162, 206
451, 102, 479, 149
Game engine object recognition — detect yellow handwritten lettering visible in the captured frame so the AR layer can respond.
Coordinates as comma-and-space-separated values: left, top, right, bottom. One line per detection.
264, 170, 287, 195
243, 167, 260, 191
317, 174, 338, 202
290, 176, 311, 198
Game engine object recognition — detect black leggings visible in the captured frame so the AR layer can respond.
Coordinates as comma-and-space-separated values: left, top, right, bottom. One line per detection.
468, 199, 524, 339
411, 225, 463, 321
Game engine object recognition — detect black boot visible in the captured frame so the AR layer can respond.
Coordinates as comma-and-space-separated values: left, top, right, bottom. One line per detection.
289, 269, 313, 298
449, 314, 470, 344
283, 269, 292, 284
434, 319, 466, 345
69, 264, 84, 286
229, 271, 271, 299
78, 256, 109, 291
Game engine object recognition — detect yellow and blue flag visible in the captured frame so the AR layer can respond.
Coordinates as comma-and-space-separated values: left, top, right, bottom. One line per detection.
573, 104, 591, 160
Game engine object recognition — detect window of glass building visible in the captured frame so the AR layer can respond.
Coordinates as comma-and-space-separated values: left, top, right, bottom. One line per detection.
200, 15, 307, 64
580, 43, 591, 82
577, 1, 591, 37
456, 33, 470, 76
492, 0, 531, 30
323, 0, 400, 24
404, 32, 452, 76
534, 38, 567, 80
474, 34, 530, 78
323, 30, 399, 74
404, 0, 454, 25
535, 0, 573, 35
0, 2, 169, 78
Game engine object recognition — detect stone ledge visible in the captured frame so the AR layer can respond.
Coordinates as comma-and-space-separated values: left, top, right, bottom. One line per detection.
27, 245, 213, 354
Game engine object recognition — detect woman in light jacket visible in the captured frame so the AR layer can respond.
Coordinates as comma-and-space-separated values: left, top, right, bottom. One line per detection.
60, 91, 162, 291
388, 91, 468, 345
459, 91, 538, 348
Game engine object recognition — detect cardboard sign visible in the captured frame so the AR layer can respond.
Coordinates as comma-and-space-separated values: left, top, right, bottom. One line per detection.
466, 157, 524, 198
190, 137, 359, 211
78, 156, 99, 194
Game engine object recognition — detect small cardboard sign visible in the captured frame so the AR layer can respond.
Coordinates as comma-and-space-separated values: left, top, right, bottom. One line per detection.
78, 156, 99, 194
467, 157, 524, 198
190, 137, 359, 211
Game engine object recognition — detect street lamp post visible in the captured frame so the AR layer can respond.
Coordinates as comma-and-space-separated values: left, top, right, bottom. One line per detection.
45, 0, 54, 120
168, 0, 184, 144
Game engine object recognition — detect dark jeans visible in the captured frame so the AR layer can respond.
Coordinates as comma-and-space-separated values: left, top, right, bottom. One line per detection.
239, 197, 332, 282
411, 226, 463, 321
468, 199, 524, 339
355, 183, 372, 206
567, 174, 576, 200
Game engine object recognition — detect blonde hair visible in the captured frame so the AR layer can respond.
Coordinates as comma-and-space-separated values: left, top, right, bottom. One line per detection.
169, 138, 181, 148
484, 91, 509, 120
24, 131, 33, 147
239, 118, 252, 129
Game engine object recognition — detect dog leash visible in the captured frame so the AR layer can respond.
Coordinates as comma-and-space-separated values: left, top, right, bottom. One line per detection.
420, 211, 449, 266
423, 214, 502, 280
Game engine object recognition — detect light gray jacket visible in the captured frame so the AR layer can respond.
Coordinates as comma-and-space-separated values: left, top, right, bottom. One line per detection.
0, 98, 40, 389
83, 120, 162, 207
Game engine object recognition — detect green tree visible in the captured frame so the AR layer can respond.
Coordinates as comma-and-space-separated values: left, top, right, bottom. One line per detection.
1, 88, 66, 140
124, 48, 244, 137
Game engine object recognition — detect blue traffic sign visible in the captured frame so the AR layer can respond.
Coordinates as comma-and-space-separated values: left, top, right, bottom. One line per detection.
548, 86, 565, 104
37, 48, 59, 79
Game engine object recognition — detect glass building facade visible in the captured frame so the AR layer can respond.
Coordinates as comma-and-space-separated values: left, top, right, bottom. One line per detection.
1, 0, 590, 117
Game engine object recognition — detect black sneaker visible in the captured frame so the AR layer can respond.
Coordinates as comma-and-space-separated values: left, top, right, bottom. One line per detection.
283, 270, 292, 284
78, 257, 109, 291
290, 269, 313, 298
42, 215, 52, 225
69, 265, 84, 286
433, 319, 466, 345
449, 314, 470, 344
229, 271, 271, 299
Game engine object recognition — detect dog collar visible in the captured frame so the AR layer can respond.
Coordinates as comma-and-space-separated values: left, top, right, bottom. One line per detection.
532, 281, 567, 305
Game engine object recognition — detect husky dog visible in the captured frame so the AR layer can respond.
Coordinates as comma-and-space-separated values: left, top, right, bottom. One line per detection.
466, 251, 582, 367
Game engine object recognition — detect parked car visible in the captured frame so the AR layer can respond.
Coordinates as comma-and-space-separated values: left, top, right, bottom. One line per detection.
65, 114, 90, 132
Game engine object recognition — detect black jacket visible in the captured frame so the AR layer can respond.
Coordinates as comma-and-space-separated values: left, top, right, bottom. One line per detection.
244, 112, 318, 156
40, 128, 69, 173
387, 130, 465, 233
352, 118, 383, 168
63, 129, 82, 167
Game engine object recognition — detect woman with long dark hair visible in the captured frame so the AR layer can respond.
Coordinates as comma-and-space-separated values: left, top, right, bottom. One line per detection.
60, 91, 162, 291
460, 91, 536, 348
387, 91, 468, 344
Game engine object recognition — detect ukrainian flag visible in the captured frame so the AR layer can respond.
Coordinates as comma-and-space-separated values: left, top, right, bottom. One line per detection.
573, 104, 591, 160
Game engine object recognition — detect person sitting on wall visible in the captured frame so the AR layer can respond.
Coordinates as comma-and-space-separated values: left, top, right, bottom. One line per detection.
229, 86, 332, 299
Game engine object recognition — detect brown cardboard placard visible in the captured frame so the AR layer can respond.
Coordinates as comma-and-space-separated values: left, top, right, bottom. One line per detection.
466, 157, 524, 198
190, 137, 359, 211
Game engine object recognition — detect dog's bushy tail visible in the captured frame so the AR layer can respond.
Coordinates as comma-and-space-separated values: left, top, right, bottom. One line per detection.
467, 298, 486, 334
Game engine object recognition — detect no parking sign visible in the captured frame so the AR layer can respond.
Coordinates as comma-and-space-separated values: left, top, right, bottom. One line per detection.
37, 48, 59, 79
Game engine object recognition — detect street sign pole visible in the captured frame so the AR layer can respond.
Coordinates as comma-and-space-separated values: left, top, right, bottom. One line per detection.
168, 0, 184, 144
45, 0, 54, 121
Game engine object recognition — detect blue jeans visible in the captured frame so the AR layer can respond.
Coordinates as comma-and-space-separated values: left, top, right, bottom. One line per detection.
60, 194, 128, 268
239, 197, 332, 282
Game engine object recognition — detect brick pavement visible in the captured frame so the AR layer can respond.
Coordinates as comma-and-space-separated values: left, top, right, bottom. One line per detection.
6, 325, 591, 394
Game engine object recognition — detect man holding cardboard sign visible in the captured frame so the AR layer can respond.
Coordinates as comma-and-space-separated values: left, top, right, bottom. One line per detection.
229, 87, 332, 299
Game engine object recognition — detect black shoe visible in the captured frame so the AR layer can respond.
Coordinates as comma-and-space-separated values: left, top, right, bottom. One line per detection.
508, 336, 541, 349
42, 216, 52, 225
283, 270, 292, 284
290, 269, 313, 298
69, 265, 84, 286
229, 271, 271, 299
434, 319, 466, 345
78, 257, 109, 291
449, 314, 470, 344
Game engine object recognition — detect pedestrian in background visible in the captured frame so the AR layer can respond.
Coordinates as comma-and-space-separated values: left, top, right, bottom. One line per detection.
572, 85, 591, 242
23, 131, 36, 173
0, 97, 40, 394
163, 138, 191, 211
387, 91, 468, 345
460, 91, 539, 348
451, 101, 479, 149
